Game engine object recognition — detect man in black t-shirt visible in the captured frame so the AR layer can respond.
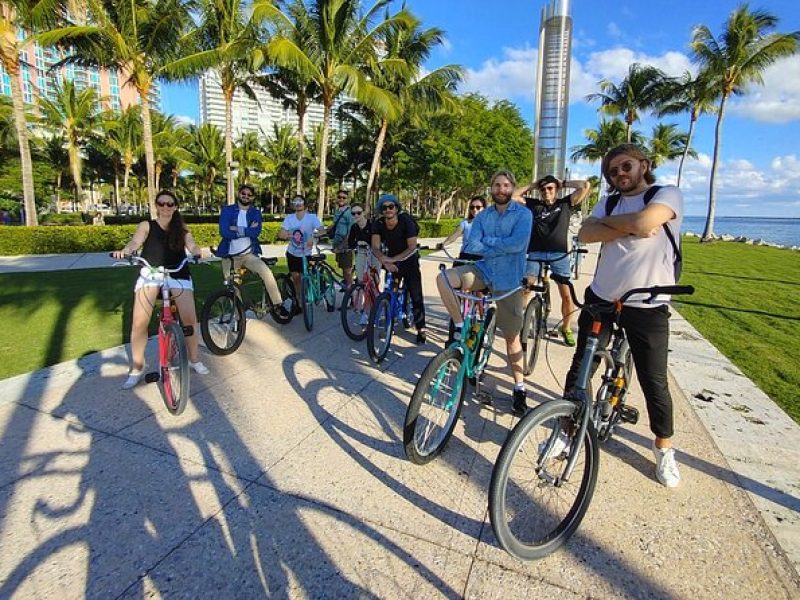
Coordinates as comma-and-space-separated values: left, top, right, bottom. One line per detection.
524, 175, 590, 346
371, 194, 427, 344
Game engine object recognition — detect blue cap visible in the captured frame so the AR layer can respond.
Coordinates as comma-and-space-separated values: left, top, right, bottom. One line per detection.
376, 193, 400, 212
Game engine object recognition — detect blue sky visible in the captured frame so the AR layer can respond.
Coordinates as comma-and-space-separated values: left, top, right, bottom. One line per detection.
161, 0, 800, 217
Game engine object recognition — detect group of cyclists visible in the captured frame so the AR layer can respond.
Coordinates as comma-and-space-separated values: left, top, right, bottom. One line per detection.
113, 142, 685, 489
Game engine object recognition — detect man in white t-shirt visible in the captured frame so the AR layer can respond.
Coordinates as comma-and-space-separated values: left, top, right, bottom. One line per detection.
279, 195, 324, 313
563, 143, 684, 488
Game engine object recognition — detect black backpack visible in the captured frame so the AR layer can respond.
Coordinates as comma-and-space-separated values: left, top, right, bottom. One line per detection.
604, 185, 682, 281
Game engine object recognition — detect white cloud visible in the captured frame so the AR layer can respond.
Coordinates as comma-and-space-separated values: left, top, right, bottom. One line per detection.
174, 114, 196, 126
607, 22, 622, 38
460, 46, 537, 101
729, 56, 800, 123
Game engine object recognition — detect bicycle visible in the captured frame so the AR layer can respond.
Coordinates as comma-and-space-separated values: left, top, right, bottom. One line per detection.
340, 241, 382, 341
520, 248, 588, 376
112, 253, 202, 415
365, 253, 417, 363
403, 263, 520, 464
199, 244, 294, 355
488, 283, 694, 560
299, 236, 339, 332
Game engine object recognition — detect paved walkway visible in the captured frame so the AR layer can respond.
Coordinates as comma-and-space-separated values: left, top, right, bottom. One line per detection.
0, 247, 798, 598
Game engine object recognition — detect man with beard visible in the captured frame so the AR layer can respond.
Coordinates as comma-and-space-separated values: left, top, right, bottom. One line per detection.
216, 183, 290, 320
437, 170, 533, 415
563, 143, 684, 488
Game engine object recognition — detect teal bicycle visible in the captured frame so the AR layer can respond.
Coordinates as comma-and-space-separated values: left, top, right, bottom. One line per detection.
403, 263, 519, 464
299, 236, 339, 331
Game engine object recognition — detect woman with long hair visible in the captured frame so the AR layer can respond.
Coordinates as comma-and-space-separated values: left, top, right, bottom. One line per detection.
112, 190, 209, 389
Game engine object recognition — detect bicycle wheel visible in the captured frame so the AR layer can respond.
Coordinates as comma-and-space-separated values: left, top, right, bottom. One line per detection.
321, 266, 337, 312
489, 399, 599, 560
341, 283, 369, 341
521, 297, 544, 376
159, 322, 190, 415
473, 307, 497, 373
269, 274, 294, 325
301, 275, 314, 331
367, 292, 393, 363
404, 347, 467, 464
200, 289, 246, 355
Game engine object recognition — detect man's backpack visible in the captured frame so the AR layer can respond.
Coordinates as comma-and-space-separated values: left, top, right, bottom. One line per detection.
604, 185, 682, 281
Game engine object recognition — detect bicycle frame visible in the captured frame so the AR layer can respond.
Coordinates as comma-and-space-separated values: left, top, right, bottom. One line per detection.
381, 271, 409, 326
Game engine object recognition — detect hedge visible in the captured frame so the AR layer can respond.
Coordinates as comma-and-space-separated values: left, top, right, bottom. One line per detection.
0, 218, 461, 255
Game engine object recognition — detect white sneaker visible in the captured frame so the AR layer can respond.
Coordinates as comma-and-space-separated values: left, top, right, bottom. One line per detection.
122, 368, 145, 390
538, 430, 570, 460
653, 443, 680, 488
190, 361, 210, 375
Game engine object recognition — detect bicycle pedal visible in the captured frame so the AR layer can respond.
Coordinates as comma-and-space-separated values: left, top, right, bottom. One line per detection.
545, 330, 559, 338
144, 372, 160, 384
619, 405, 639, 424
182, 325, 194, 337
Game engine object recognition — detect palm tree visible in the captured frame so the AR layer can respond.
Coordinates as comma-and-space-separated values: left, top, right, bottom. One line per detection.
691, 6, 799, 241
233, 131, 268, 186
39, 0, 195, 214
263, 0, 412, 218
0, 95, 17, 155
36, 79, 101, 211
41, 134, 69, 211
363, 14, 462, 204
1, 1, 65, 225
262, 123, 298, 202
648, 123, 696, 169
188, 123, 225, 208
171, 0, 272, 204
102, 106, 142, 207
656, 71, 718, 187
586, 63, 667, 143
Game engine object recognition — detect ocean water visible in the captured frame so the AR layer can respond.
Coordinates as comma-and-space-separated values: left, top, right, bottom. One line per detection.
682, 216, 800, 247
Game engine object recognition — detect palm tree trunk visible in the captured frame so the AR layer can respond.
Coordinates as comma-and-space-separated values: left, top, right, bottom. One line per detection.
224, 87, 234, 205
366, 119, 388, 206
113, 173, 120, 210
316, 100, 332, 220
7, 61, 38, 225
295, 103, 307, 195
677, 114, 697, 188
702, 94, 727, 242
138, 85, 157, 216
68, 144, 85, 211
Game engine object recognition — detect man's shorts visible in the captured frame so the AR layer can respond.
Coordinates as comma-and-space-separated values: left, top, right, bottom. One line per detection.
526, 251, 572, 279
451, 265, 524, 335
335, 249, 354, 269
286, 252, 305, 274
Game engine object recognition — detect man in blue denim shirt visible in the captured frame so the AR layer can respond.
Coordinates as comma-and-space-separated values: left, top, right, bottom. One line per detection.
437, 170, 533, 414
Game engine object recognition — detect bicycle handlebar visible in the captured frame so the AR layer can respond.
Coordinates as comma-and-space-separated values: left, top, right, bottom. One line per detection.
562, 280, 695, 312
525, 248, 588, 263
110, 252, 200, 273
437, 263, 520, 303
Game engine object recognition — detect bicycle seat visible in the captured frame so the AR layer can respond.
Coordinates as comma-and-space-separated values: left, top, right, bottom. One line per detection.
308, 255, 326, 263
260, 257, 278, 267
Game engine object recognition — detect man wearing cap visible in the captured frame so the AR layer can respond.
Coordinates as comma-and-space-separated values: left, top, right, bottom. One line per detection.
371, 194, 427, 344
279, 194, 324, 313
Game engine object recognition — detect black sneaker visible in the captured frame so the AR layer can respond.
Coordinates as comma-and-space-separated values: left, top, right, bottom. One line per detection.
273, 305, 291, 320
512, 388, 527, 416
416, 329, 427, 344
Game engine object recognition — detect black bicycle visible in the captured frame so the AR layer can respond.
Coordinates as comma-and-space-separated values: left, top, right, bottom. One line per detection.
520, 248, 588, 376
200, 245, 295, 355
489, 282, 694, 560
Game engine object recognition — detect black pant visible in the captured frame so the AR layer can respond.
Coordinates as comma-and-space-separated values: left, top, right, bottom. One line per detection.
396, 260, 426, 331
564, 287, 674, 439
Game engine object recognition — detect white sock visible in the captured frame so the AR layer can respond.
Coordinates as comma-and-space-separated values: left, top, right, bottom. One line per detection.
514, 382, 525, 392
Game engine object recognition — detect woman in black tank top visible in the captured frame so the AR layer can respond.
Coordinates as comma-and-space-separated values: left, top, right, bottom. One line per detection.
112, 191, 209, 389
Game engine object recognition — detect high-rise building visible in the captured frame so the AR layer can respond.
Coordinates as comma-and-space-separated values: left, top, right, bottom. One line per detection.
0, 40, 158, 113
532, 0, 573, 182
199, 69, 345, 141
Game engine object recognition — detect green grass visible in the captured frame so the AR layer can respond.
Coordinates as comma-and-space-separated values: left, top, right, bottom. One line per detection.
677, 238, 800, 423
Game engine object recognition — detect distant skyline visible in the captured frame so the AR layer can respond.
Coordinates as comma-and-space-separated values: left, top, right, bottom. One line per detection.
161, 0, 800, 217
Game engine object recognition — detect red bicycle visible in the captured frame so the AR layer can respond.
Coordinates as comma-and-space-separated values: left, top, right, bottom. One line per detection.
340, 241, 382, 341
114, 253, 199, 415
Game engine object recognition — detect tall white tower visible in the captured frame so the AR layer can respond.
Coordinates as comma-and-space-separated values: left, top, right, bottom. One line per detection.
532, 0, 573, 183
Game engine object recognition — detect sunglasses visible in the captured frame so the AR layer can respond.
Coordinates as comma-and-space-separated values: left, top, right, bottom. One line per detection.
351, 210, 363, 215
381, 203, 396, 211
469, 205, 483, 210
539, 185, 557, 193
156, 200, 176, 207
608, 160, 639, 179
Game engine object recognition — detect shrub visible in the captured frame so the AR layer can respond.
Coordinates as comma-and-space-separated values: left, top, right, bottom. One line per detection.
39, 213, 87, 226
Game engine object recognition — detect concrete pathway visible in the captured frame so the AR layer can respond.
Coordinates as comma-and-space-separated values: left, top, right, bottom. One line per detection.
0, 247, 798, 598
